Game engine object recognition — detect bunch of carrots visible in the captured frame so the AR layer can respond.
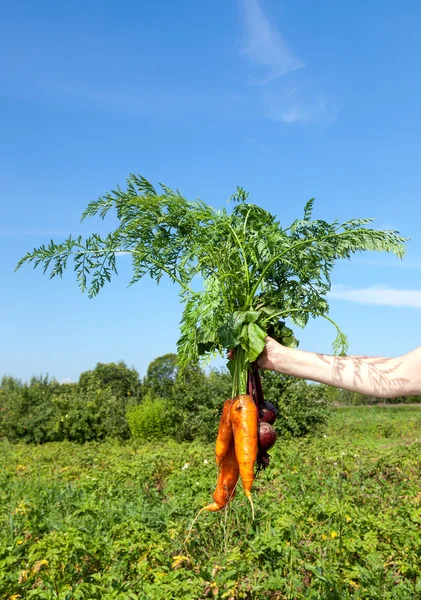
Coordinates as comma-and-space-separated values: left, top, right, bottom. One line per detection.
198, 363, 277, 521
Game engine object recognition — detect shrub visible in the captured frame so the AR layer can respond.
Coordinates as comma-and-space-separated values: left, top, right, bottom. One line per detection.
1, 360, 330, 445
51, 384, 132, 442
167, 367, 232, 442
127, 397, 170, 441
260, 371, 329, 437
0, 375, 132, 443
142, 355, 232, 443
0, 375, 63, 443
79, 361, 141, 399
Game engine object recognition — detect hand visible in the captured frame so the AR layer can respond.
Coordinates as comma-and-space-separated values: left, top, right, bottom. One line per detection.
228, 336, 281, 371
257, 336, 282, 370
227, 349, 235, 361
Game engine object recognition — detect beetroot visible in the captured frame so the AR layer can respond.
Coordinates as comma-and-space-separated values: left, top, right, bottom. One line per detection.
258, 422, 277, 451
256, 449, 270, 470
259, 401, 277, 424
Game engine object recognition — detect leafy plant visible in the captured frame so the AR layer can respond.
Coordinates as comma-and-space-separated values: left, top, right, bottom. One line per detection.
143, 353, 179, 397
79, 361, 141, 399
2, 408, 421, 599
127, 396, 170, 441
0, 375, 64, 443
16, 174, 407, 396
260, 371, 329, 437
51, 383, 132, 442
0, 374, 132, 443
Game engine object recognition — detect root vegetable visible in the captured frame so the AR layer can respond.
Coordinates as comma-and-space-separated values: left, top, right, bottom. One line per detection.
258, 422, 277, 451
186, 441, 239, 542
215, 398, 234, 467
259, 401, 277, 424
230, 394, 258, 518
257, 449, 270, 470
198, 442, 239, 513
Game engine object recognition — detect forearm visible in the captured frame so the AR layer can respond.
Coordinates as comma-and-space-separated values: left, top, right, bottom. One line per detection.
267, 344, 421, 398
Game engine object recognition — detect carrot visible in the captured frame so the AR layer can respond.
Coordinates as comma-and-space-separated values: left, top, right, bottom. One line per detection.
230, 393, 258, 519
185, 441, 239, 542
200, 442, 239, 513
215, 398, 234, 467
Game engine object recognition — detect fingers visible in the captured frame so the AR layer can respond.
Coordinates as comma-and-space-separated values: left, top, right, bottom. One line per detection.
228, 337, 274, 363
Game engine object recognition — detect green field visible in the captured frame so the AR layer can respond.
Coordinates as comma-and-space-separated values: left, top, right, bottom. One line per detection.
1, 406, 421, 599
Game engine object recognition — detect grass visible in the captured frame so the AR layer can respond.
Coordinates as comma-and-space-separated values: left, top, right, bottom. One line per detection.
1, 406, 421, 599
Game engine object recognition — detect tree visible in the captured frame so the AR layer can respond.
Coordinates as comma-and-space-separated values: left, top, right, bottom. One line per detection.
143, 353, 178, 397
79, 361, 141, 399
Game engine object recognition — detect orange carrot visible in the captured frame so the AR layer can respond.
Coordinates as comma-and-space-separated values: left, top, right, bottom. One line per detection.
200, 442, 239, 513
230, 393, 258, 518
215, 398, 234, 467
185, 442, 239, 543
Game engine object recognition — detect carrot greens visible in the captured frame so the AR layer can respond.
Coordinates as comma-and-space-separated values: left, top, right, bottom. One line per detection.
16, 174, 407, 397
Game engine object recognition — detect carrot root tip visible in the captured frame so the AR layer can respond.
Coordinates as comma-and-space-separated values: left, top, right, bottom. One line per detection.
245, 491, 255, 520
184, 503, 222, 545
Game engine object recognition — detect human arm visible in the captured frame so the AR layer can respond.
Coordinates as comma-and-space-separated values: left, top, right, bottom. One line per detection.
257, 337, 421, 398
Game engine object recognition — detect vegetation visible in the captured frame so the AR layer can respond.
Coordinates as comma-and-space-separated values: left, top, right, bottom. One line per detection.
2, 406, 421, 599
79, 362, 142, 399
16, 174, 407, 398
0, 360, 331, 445
0, 369, 136, 445
127, 397, 170, 442
321, 385, 421, 406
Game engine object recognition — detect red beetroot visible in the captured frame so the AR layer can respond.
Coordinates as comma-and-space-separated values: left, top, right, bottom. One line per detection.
259, 401, 277, 424
257, 449, 270, 470
258, 422, 277, 451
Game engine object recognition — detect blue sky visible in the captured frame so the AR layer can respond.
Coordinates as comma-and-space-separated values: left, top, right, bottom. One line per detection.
1, 0, 421, 383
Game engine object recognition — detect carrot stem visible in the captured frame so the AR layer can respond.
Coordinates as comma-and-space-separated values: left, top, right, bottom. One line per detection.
247, 369, 254, 398
252, 362, 265, 408
232, 346, 248, 397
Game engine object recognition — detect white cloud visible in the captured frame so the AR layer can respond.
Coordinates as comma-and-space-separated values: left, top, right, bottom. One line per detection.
275, 106, 310, 124
266, 94, 334, 125
239, 0, 337, 127
329, 285, 421, 308
60, 377, 73, 384
240, 0, 304, 83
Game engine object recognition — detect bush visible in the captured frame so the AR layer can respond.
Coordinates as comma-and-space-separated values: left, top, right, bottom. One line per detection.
0, 359, 330, 445
51, 384, 132, 443
166, 367, 232, 442
127, 397, 170, 441
79, 361, 141, 399
0, 375, 132, 443
260, 371, 329, 437
0, 375, 64, 443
